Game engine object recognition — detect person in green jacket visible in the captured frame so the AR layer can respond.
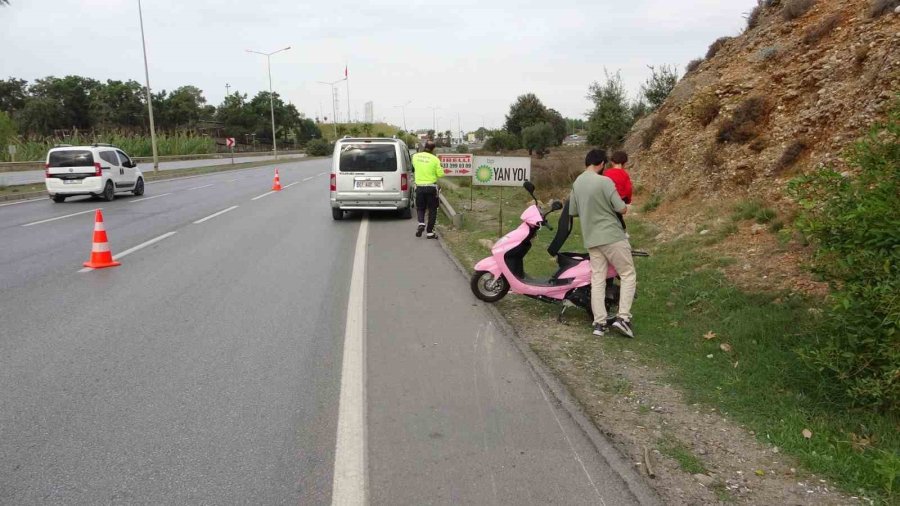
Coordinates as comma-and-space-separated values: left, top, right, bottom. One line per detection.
569, 149, 636, 339
411, 140, 445, 239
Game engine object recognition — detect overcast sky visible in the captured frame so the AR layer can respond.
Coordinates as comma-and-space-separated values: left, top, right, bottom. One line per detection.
1, 0, 756, 132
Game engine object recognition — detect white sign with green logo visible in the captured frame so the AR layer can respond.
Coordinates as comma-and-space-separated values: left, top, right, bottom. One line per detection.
472, 156, 531, 187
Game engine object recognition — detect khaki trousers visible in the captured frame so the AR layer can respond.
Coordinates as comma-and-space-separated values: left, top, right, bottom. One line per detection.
588, 240, 636, 325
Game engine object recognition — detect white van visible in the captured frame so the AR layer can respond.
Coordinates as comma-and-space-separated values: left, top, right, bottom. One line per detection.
45, 144, 144, 202
329, 137, 413, 220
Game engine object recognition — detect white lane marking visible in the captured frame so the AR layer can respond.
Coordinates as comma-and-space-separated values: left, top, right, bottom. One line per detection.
283, 181, 299, 189
303, 176, 314, 182
130, 192, 173, 203
317, 172, 327, 176
21, 208, 99, 227
193, 205, 238, 224
331, 215, 369, 505
187, 184, 214, 190
227, 178, 241, 182
0, 197, 46, 208
79, 231, 177, 272
251, 191, 276, 201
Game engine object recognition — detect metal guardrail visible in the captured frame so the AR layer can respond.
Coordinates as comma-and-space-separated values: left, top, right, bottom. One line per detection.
0, 150, 307, 173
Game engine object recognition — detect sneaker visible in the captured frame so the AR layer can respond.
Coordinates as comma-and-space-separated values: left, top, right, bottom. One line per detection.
592, 323, 607, 337
426, 232, 438, 240
416, 224, 425, 237
611, 317, 634, 338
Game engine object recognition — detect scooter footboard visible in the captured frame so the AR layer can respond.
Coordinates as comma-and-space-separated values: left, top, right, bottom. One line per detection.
474, 257, 501, 277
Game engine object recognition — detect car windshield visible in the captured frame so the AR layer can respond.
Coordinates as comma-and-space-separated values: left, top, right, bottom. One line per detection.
339, 144, 397, 172
48, 150, 95, 168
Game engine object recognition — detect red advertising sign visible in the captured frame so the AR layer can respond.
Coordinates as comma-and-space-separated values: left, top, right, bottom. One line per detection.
438, 154, 473, 176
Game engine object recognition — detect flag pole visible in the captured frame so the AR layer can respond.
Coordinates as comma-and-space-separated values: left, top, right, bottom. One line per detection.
345, 63, 351, 124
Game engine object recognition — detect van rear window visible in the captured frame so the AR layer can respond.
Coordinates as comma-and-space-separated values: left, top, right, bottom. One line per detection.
48, 150, 95, 168
339, 144, 397, 172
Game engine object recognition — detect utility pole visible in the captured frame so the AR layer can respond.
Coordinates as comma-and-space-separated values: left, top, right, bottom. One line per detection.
137, 0, 159, 172
246, 46, 291, 159
225, 83, 231, 97
393, 101, 412, 132
429, 106, 440, 135
318, 79, 344, 137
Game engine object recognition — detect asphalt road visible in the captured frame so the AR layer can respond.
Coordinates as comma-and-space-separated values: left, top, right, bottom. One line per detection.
0, 157, 657, 504
0, 153, 306, 186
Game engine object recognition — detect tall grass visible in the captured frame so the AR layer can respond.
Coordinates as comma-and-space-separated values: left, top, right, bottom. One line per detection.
2, 131, 217, 162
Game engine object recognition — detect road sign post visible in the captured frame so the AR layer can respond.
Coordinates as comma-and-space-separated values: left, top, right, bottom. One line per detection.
471, 156, 531, 237
7, 144, 16, 163
226, 137, 236, 164
438, 153, 475, 210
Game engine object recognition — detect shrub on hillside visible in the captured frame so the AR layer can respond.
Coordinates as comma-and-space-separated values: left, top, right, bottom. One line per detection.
706, 37, 732, 59
641, 65, 679, 111
773, 139, 808, 173
788, 105, 900, 413
717, 96, 769, 143
803, 13, 842, 45
746, 5, 763, 30
782, 0, 815, 20
642, 115, 669, 149
305, 138, 333, 156
483, 131, 521, 152
869, 0, 899, 18
691, 94, 721, 127
685, 58, 703, 74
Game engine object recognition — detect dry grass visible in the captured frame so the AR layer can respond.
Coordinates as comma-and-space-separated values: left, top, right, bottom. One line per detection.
642, 115, 669, 149
802, 13, 842, 45
706, 37, 732, 59
685, 58, 703, 74
716, 96, 770, 144
702, 142, 722, 169
773, 139, 808, 173
782, 0, 815, 20
869, 0, 899, 18
747, 5, 763, 30
854, 46, 870, 69
691, 94, 721, 127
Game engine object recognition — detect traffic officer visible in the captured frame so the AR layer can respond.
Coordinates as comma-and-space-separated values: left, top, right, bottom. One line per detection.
411, 141, 444, 238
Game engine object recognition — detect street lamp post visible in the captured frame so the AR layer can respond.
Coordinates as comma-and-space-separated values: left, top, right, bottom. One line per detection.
429, 106, 441, 135
393, 101, 412, 132
246, 46, 291, 159
137, 0, 159, 172
318, 78, 346, 138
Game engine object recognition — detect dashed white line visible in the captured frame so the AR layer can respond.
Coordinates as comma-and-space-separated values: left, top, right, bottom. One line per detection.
187, 184, 214, 191
130, 192, 173, 203
251, 191, 276, 201
303, 176, 314, 182
331, 215, 369, 505
0, 197, 46, 208
21, 208, 99, 227
317, 172, 328, 176
193, 205, 239, 224
283, 181, 299, 189
79, 231, 177, 273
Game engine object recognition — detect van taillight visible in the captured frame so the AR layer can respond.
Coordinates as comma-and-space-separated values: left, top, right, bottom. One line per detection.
330, 173, 336, 192
44, 163, 50, 178
401, 173, 408, 191
94, 162, 102, 177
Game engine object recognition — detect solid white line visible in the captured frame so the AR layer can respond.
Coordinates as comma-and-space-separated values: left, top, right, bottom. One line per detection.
303, 176, 314, 182
193, 205, 238, 224
283, 181, 299, 189
331, 216, 369, 505
21, 208, 99, 227
0, 197, 46, 208
187, 183, 214, 190
251, 191, 276, 201
79, 231, 177, 272
130, 192, 173, 203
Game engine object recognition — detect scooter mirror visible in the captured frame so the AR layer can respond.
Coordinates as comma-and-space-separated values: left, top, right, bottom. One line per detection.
550, 200, 563, 211
522, 181, 535, 194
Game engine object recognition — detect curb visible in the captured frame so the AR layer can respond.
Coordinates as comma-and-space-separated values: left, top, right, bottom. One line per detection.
433, 232, 663, 506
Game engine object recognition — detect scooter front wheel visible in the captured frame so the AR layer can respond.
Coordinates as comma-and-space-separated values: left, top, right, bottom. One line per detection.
470, 271, 510, 303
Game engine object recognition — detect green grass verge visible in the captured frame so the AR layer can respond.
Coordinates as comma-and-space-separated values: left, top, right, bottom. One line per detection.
438, 183, 899, 503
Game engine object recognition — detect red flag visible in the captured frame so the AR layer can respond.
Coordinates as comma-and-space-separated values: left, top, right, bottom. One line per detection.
344, 65, 348, 78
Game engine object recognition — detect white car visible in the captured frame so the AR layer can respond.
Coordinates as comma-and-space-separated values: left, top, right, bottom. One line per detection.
330, 137, 413, 220
45, 144, 144, 202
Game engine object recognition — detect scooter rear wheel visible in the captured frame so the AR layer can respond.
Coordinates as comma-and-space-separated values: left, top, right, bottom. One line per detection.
470, 271, 509, 303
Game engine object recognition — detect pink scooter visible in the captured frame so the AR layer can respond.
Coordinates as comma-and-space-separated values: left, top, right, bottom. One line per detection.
470, 181, 645, 323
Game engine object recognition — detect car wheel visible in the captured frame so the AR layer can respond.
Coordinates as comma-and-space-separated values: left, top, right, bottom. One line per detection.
331, 208, 344, 221
51, 195, 66, 203
101, 180, 115, 202
133, 178, 144, 196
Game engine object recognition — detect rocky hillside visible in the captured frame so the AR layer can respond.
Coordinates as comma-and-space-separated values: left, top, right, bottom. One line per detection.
626, 0, 898, 212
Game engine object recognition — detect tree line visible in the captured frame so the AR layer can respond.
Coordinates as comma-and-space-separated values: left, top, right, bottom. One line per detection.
0, 76, 320, 146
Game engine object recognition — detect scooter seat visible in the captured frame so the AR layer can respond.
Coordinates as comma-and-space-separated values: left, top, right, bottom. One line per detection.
556, 252, 588, 271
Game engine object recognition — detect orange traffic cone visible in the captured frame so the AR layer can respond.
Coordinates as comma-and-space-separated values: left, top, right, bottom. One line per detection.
83, 209, 120, 269
272, 169, 282, 191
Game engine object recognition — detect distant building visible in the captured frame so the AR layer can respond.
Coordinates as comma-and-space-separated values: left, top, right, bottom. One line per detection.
364, 102, 374, 123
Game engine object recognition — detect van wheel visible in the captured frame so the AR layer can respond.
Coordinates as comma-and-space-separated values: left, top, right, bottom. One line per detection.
133, 178, 144, 196
52, 195, 66, 203
101, 181, 115, 202
400, 206, 412, 219
332, 208, 344, 221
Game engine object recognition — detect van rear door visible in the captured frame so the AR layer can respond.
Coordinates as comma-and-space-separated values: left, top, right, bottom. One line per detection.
47, 150, 97, 181
336, 142, 401, 199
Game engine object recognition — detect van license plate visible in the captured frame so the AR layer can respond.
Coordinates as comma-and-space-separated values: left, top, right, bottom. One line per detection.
354, 180, 382, 190
63, 180, 80, 184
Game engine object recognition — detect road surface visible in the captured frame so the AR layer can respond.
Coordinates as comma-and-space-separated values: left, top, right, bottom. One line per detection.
0, 153, 306, 186
0, 157, 657, 504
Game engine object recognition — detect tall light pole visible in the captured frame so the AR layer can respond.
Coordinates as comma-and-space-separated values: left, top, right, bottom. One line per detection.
318, 78, 346, 138
246, 46, 291, 159
137, 0, 159, 172
393, 101, 412, 132
429, 106, 441, 136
